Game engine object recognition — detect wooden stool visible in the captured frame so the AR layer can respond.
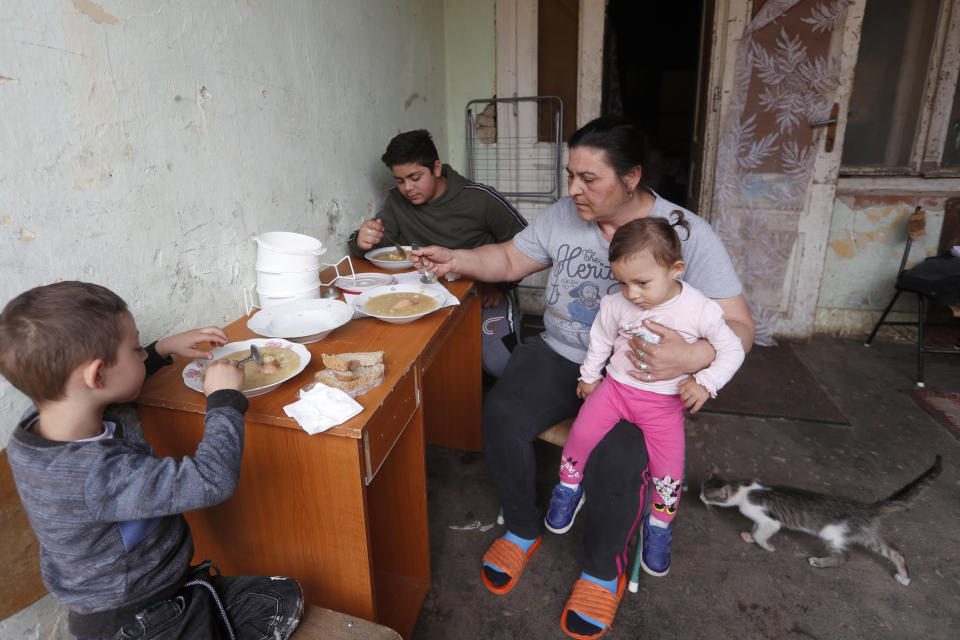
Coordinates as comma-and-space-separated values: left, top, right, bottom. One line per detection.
0, 450, 46, 620
537, 418, 574, 447
290, 604, 401, 639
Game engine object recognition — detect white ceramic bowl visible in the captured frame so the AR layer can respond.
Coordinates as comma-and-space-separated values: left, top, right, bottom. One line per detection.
364, 246, 413, 270
181, 338, 311, 397
255, 267, 320, 293
350, 283, 448, 324
333, 272, 397, 294
256, 282, 321, 308
254, 231, 326, 272
247, 298, 353, 344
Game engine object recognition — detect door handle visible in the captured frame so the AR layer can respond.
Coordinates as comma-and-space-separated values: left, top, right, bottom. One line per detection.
809, 104, 839, 152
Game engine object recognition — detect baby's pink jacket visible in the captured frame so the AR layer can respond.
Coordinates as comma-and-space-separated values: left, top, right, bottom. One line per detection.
580, 281, 745, 397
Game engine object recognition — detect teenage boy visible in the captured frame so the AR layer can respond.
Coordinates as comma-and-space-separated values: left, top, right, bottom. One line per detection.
348, 129, 528, 377
0, 281, 302, 639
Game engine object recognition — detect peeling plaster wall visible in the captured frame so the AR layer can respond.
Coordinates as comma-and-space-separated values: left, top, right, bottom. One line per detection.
814, 180, 960, 336
0, 0, 447, 436
1, 0, 457, 632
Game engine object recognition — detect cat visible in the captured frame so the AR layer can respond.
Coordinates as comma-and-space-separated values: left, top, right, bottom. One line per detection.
699, 456, 942, 586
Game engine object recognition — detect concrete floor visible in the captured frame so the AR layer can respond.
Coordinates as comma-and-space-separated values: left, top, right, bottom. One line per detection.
412, 336, 960, 640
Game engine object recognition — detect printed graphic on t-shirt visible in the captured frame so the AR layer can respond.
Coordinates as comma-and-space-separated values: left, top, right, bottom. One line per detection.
567, 281, 602, 326
544, 245, 619, 349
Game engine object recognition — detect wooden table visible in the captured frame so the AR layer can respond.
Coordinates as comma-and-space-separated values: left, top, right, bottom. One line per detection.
138, 270, 482, 639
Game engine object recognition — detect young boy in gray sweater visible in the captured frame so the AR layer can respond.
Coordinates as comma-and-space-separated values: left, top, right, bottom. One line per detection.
0, 281, 302, 639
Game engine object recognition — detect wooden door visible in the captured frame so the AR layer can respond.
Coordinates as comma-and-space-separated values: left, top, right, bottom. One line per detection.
701, 0, 866, 342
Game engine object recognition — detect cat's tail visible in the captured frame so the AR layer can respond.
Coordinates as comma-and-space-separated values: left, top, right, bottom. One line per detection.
874, 456, 942, 515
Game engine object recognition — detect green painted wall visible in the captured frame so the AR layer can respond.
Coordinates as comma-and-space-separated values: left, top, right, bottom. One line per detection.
443, 0, 498, 172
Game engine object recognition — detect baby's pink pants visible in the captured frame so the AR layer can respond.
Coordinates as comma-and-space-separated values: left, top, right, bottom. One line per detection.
560, 376, 685, 523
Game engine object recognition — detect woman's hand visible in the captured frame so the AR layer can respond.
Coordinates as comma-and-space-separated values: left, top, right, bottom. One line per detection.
678, 378, 710, 413
202, 359, 245, 396
410, 245, 455, 278
355, 219, 385, 251
477, 283, 504, 308
625, 320, 715, 383
156, 327, 229, 360
576, 379, 600, 400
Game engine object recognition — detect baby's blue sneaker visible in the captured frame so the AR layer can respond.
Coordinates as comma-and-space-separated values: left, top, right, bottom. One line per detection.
640, 519, 672, 576
544, 484, 585, 534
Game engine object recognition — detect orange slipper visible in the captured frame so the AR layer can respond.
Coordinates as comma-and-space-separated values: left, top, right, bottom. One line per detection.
560, 573, 627, 639
480, 536, 542, 595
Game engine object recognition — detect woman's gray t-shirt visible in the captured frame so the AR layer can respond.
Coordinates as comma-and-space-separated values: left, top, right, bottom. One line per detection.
512, 194, 742, 364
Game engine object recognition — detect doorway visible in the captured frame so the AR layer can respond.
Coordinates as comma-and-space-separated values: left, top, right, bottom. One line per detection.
601, 0, 707, 209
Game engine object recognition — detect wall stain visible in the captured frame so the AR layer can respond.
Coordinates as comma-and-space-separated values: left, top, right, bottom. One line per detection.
843, 193, 947, 211
829, 231, 857, 259
71, 0, 119, 25
404, 93, 420, 109
19, 228, 38, 243
2, 216, 11, 227
325, 199, 342, 237
828, 209, 910, 259
0, 75, 15, 85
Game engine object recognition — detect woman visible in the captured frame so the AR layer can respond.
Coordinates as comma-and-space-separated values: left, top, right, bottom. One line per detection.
413, 115, 754, 638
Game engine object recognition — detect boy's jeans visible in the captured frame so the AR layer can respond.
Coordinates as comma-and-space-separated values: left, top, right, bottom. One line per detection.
103, 564, 303, 640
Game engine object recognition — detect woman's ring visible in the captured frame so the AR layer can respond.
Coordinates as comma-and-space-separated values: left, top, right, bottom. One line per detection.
640, 361, 648, 373
647, 373, 652, 381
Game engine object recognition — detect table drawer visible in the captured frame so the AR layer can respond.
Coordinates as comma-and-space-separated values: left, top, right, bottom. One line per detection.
364, 368, 418, 482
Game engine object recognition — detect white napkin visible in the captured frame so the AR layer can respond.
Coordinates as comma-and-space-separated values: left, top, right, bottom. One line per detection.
283, 382, 363, 435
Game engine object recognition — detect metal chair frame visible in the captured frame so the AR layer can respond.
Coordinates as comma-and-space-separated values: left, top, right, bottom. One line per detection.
864, 205, 960, 388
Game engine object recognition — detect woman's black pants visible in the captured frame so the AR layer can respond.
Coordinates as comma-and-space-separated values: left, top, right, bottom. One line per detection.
482, 338, 650, 579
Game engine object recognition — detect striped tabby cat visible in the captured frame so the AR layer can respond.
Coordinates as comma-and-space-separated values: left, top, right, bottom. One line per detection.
699, 456, 942, 585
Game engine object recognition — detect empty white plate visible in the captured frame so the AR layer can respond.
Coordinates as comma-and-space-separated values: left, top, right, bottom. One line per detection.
333, 272, 396, 294
247, 298, 353, 343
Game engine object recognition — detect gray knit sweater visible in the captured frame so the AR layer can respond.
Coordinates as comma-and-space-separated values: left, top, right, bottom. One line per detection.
5, 343, 249, 637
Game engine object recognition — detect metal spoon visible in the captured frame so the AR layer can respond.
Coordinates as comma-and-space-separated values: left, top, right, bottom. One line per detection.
235, 344, 263, 368
410, 244, 439, 284
379, 229, 409, 261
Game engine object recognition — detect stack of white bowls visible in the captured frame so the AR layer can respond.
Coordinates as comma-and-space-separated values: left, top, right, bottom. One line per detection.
254, 232, 327, 308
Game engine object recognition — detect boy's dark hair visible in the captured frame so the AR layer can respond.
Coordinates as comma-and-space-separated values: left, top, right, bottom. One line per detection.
0, 281, 129, 404
609, 211, 690, 267
381, 129, 440, 169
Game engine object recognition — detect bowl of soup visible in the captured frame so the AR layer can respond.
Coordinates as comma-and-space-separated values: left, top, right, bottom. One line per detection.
181, 338, 311, 397
351, 283, 447, 324
365, 246, 413, 270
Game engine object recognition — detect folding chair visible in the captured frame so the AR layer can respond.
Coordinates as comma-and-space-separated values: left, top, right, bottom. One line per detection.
864, 201, 960, 387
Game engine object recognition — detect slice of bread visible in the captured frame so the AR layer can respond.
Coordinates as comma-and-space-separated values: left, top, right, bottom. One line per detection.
321, 351, 384, 372
314, 363, 385, 393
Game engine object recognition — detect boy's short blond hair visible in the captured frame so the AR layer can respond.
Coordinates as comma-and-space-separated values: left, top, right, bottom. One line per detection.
0, 281, 129, 404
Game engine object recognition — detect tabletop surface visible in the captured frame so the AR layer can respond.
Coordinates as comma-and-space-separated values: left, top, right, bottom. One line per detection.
138, 266, 474, 439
